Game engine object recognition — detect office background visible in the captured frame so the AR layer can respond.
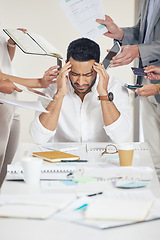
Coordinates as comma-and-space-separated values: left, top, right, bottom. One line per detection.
0, 0, 140, 143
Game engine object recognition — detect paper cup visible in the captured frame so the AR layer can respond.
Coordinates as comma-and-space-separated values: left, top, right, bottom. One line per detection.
21, 157, 42, 185
117, 143, 134, 166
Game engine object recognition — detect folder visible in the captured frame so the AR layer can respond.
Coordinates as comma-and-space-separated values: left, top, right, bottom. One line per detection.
3, 29, 62, 59
32, 151, 80, 163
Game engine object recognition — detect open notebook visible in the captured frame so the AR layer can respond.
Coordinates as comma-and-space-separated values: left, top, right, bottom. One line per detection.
0, 194, 75, 220
3, 29, 62, 59
53, 190, 160, 229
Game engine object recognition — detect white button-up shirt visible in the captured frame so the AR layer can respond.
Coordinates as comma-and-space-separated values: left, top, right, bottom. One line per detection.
30, 75, 132, 144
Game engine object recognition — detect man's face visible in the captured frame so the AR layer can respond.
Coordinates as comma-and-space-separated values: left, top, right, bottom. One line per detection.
69, 57, 97, 94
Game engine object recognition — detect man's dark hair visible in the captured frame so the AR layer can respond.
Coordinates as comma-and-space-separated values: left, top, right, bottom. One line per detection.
67, 38, 100, 63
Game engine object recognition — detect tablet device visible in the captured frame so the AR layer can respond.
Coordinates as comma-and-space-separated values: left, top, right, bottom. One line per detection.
131, 67, 147, 76
102, 42, 121, 70
124, 83, 143, 89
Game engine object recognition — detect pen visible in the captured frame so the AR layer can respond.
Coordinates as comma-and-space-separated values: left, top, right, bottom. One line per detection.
61, 160, 88, 162
87, 192, 103, 197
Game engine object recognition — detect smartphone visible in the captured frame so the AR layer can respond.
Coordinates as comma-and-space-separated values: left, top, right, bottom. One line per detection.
102, 42, 121, 69
57, 58, 62, 71
124, 83, 143, 89
131, 67, 147, 76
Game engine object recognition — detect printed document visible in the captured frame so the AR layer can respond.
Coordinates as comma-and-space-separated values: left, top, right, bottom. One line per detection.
58, 0, 107, 40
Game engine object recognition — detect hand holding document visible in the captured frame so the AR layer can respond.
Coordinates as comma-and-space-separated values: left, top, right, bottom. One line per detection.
58, 0, 107, 40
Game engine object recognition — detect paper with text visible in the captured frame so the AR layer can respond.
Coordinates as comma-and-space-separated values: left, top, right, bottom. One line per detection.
58, 0, 107, 40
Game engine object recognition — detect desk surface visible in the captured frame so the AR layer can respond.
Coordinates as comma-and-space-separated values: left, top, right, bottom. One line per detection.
0, 142, 160, 240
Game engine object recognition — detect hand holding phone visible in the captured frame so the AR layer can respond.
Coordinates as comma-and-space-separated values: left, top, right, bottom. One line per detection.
102, 42, 121, 70
124, 83, 143, 89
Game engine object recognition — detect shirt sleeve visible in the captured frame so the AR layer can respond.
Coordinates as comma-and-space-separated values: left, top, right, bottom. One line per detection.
103, 113, 132, 143
29, 84, 57, 145
30, 116, 56, 145
103, 76, 132, 143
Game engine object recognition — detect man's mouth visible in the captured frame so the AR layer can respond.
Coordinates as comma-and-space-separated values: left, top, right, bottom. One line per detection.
74, 83, 89, 90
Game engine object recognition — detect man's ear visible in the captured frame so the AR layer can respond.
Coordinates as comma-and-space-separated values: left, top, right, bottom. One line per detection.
65, 60, 67, 63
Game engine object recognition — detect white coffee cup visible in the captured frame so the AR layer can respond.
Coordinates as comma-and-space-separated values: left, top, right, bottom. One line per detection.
21, 157, 42, 185
117, 143, 134, 166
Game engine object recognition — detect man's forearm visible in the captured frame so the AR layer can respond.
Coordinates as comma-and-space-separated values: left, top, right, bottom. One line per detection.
39, 92, 64, 131
101, 101, 120, 126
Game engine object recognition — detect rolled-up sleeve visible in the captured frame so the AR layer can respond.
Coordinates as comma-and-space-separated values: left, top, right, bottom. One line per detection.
30, 116, 56, 145
103, 113, 132, 143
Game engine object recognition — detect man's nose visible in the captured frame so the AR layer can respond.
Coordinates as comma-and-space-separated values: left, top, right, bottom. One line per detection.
77, 75, 85, 85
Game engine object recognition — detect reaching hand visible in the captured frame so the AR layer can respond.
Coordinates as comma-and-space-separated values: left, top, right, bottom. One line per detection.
144, 65, 160, 80
41, 66, 59, 88
96, 15, 124, 40
93, 62, 109, 95
110, 45, 140, 67
135, 84, 158, 97
0, 79, 22, 94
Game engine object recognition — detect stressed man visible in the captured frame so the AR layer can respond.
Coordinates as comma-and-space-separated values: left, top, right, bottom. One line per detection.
30, 38, 131, 144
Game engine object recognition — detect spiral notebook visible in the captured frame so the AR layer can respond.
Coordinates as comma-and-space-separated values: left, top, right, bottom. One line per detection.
6, 162, 76, 181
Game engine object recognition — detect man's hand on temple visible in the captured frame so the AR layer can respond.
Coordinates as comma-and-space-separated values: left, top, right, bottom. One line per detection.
56, 61, 71, 97
94, 62, 109, 95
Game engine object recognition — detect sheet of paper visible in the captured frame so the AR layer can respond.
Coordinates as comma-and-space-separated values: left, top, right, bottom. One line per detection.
58, 0, 107, 40
13, 82, 53, 101
0, 97, 48, 113
81, 166, 154, 181
30, 33, 63, 58
0, 194, 76, 219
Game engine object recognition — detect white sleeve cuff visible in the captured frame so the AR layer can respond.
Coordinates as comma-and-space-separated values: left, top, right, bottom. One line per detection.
103, 113, 132, 143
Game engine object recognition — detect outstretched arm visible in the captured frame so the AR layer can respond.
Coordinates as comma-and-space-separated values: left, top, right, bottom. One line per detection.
0, 65, 59, 89
0, 79, 22, 94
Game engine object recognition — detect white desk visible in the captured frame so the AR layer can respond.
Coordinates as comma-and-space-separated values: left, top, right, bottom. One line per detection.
0, 142, 160, 240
